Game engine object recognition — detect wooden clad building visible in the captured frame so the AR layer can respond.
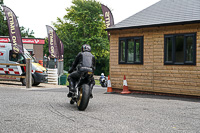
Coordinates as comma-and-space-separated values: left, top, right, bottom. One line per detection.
107, 0, 200, 96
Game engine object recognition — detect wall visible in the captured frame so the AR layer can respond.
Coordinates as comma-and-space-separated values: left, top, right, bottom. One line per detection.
33, 44, 43, 61
109, 23, 200, 96
23, 44, 33, 50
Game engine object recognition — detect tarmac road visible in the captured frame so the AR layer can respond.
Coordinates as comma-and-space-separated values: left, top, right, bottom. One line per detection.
0, 85, 200, 133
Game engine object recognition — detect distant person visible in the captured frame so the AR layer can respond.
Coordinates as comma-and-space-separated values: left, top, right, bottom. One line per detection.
10, 53, 18, 62
54, 58, 57, 68
32, 54, 37, 62
58, 55, 64, 62
99, 73, 106, 83
43, 54, 47, 67
47, 55, 51, 68
100, 73, 105, 79
10, 53, 24, 63
17, 54, 25, 64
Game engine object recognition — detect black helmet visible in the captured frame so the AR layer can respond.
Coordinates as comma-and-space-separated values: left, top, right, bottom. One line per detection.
82, 44, 91, 52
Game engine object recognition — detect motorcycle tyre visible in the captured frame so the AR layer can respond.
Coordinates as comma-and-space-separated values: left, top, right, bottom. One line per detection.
77, 84, 90, 111
101, 83, 107, 87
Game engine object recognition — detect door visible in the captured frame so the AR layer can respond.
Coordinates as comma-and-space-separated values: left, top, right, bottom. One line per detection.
7, 51, 24, 78
0, 50, 7, 75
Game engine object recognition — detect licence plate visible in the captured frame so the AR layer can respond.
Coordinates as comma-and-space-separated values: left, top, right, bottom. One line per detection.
88, 72, 93, 74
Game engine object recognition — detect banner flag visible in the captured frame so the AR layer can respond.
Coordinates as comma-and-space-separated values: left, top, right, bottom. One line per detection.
46, 25, 63, 59
58, 37, 64, 60
2, 6, 24, 54
101, 4, 114, 40
56, 36, 64, 60
46, 25, 58, 58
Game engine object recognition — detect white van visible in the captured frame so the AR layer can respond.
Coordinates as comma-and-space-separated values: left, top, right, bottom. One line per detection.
0, 43, 47, 86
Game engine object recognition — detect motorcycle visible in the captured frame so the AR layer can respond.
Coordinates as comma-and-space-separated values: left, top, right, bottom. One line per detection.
68, 67, 93, 111
100, 77, 107, 87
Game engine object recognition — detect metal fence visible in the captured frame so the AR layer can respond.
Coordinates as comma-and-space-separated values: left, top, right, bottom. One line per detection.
42, 59, 64, 76
0, 58, 32, 88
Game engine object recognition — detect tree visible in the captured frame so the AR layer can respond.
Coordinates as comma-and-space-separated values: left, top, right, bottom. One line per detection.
20, 26, 35, 38
0, 0, 4, 4
43, 38, 49, 56
0, 13, 35, 37
53, 0, 110, 75
0, 11, 9, 36
0, 1, 34, 38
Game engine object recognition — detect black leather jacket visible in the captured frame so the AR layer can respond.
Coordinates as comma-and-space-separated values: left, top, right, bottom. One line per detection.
69, 51, 95, 73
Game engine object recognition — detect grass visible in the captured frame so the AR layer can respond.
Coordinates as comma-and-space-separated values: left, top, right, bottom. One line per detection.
95, 80, 100, 86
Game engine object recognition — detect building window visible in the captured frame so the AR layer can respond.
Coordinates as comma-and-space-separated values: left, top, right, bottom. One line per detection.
120, 40, 126, 62
119, 37, 143, 64
164, 33, 196, 65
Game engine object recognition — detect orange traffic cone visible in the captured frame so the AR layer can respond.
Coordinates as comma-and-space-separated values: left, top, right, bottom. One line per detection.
121, 75, 131, 94
106, 75, 113, 93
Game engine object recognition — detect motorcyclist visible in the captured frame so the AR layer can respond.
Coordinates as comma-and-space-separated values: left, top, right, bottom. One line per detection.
100, 73, 105, 80
99, 73, 107, 87
67, 44, 96, 98
99, 73, 105, 82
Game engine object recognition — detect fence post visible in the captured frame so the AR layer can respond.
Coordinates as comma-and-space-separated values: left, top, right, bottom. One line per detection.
26, 58, 32, 88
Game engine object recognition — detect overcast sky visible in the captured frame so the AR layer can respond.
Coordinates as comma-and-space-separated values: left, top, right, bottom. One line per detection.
3, 0, 160, 38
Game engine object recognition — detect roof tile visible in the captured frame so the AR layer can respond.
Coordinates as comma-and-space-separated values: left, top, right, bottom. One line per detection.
108, 0, 200, 30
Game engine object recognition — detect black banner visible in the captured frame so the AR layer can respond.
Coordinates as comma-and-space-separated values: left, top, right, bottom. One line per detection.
58, 37, 64, 60
46, 25, 63, 59
3, 6, 24, 54
101, 4, 114, 28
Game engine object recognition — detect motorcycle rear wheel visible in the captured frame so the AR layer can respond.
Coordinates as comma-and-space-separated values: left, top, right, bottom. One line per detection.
77, 84, 90, 111
101, 82, 107, 87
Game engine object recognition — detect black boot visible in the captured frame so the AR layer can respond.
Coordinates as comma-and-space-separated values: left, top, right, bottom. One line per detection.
67, 80, 75, 97
67, 89, 73, 97
67, 87, 73, 97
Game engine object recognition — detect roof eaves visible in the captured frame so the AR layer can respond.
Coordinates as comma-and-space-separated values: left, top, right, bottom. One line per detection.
106, 20, 200, 31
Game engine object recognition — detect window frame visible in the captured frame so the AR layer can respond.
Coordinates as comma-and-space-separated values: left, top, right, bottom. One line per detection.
119, 36, 143, 64
164, 33, 196, 65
